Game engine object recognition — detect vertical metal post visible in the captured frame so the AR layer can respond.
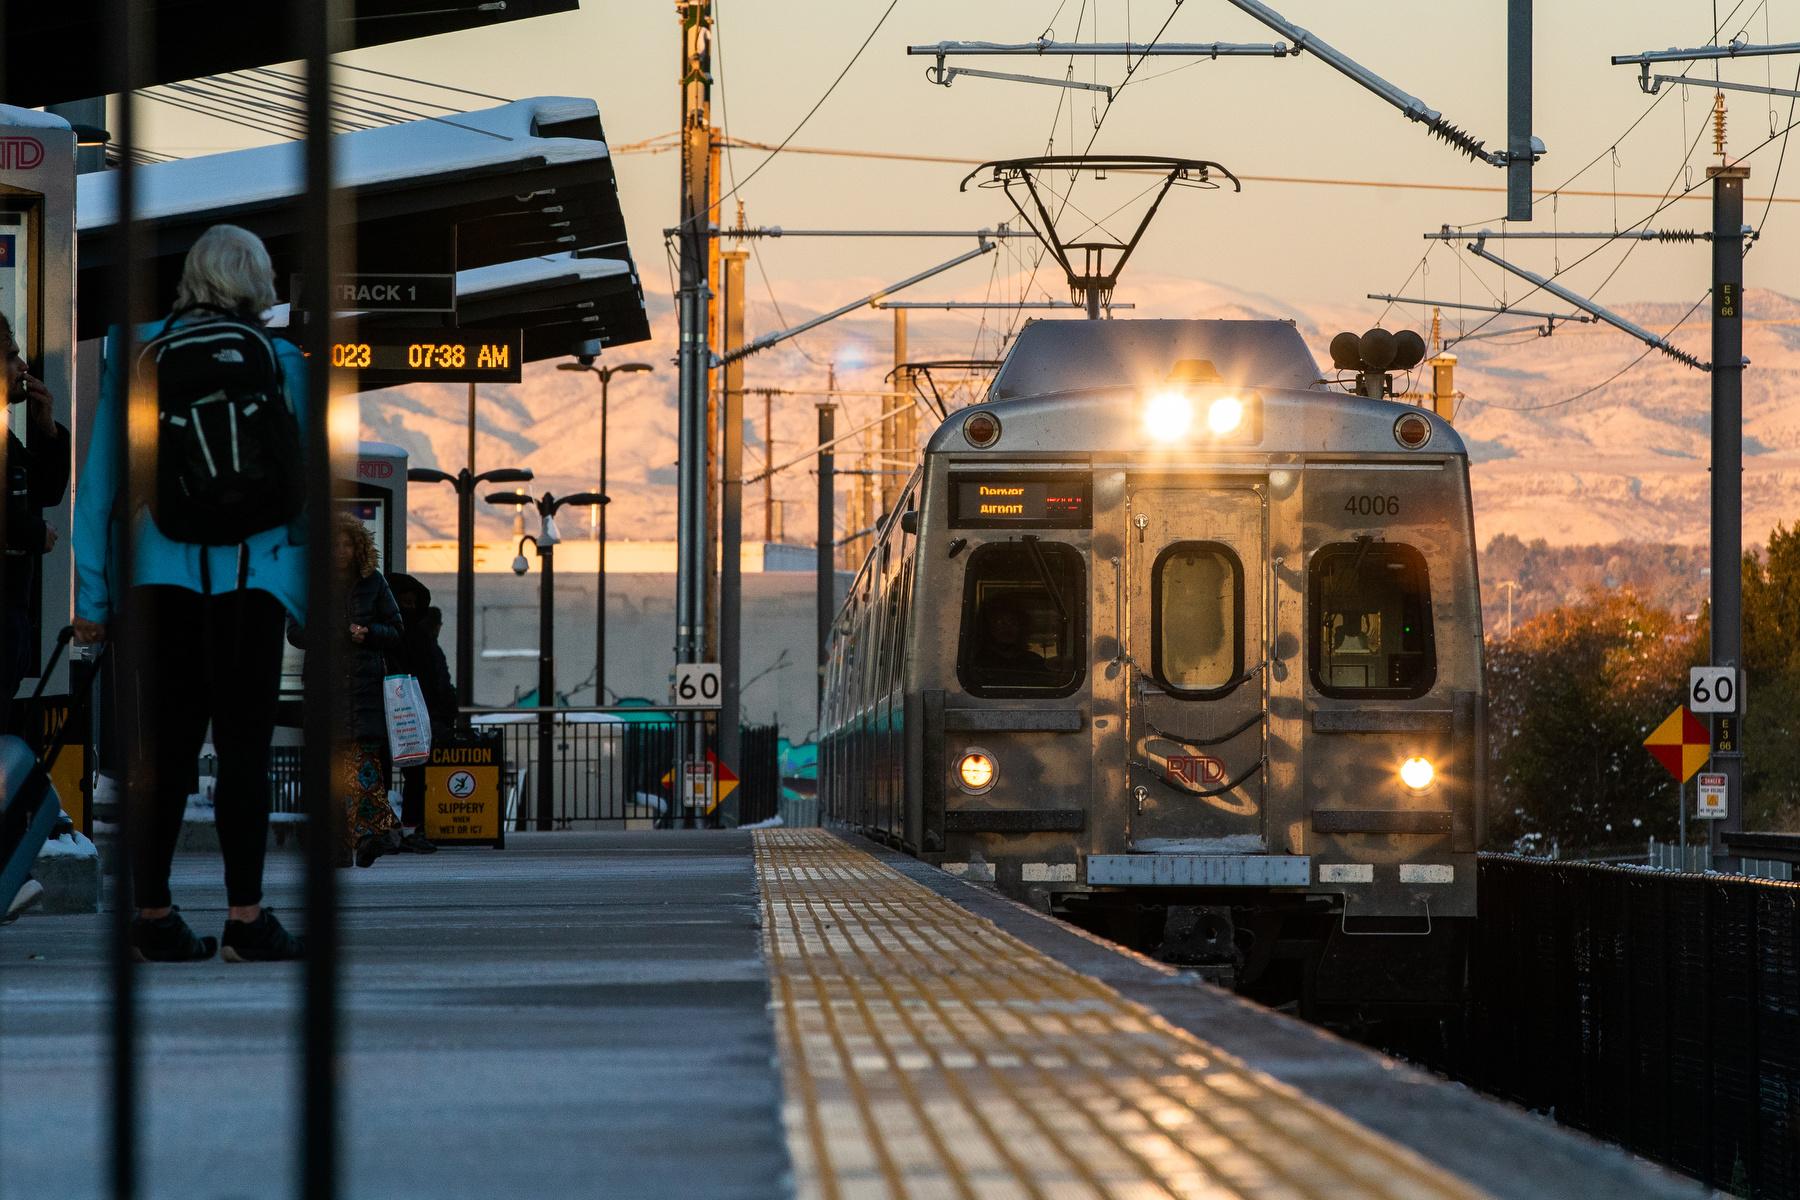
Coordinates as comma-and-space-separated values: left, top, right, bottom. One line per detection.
1679, 777, 1688, 858
299, 0, 347, 1194
106, 4, 146, 1195
1707, 163, 1748, 871
887, 310, 906, 517
718, 251, 747, 811
537, 509, 555, 832
596, 375, 609, 704
763, 392, 775, 543
455, 475, 475, 706
1506, 0, 1534, 222
816, 403, 836, 721
676, 1, 714, 791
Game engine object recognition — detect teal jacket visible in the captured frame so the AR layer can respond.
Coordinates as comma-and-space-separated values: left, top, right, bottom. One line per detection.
74, 316, 311, 625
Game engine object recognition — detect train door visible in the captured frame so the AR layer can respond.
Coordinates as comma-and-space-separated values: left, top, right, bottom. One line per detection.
1125, 484, 1266, 851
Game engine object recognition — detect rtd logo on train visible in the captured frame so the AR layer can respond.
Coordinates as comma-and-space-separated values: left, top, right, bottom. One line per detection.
0, 138, 45, 170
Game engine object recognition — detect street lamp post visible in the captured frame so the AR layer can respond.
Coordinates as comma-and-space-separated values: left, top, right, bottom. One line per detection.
407, 465, 534, 708
485, 489, 607, 831
558, 359, 653, 704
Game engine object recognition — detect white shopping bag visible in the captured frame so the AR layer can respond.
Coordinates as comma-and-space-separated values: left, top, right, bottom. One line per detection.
382, 674, 433, 767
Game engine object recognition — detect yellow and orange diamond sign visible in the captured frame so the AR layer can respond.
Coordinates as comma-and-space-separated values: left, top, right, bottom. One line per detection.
1643, 706, 1712, 783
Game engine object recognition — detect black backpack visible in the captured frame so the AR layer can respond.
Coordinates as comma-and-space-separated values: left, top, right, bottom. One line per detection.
136, 307, 303, 546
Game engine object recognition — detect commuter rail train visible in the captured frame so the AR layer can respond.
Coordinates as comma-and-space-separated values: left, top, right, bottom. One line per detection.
820, 319, 1484, 1011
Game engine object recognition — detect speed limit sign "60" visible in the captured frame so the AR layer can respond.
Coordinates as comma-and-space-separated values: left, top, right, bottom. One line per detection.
1689, 666, 1744, 715
672, 663, 723, 709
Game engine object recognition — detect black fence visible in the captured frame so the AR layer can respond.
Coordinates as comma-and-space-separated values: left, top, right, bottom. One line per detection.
1466, 857, 1800, 1198
269, 715, 781, 830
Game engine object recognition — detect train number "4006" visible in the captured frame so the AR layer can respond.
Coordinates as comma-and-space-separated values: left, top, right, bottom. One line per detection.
1343, 495, 1401, 517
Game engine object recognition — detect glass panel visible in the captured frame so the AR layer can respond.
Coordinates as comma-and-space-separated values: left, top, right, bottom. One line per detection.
1156, 543, 1240, 692
957, 541, 1084, 695
1309, 542, 1436, 698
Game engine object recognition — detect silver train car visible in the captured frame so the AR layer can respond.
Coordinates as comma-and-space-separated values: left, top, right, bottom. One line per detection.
820, 319, 1485, 1010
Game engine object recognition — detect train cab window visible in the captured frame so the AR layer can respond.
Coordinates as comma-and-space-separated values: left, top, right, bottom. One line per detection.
1308, 540, 1436, 699
956, 540, 1085, 697
1152, 541, 1243, 695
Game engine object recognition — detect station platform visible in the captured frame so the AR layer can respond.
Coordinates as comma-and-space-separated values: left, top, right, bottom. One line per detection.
1, 829, 1701, 1199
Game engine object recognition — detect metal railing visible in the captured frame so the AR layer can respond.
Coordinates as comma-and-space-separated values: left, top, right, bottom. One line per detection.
1645, 838, 1795, 880
1462, 856, 1800, 1198
269, 712, 781, 830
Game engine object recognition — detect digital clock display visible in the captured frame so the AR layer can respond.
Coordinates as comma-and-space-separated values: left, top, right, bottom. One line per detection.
327, 329, 523, 385
951, 475, 1092, 528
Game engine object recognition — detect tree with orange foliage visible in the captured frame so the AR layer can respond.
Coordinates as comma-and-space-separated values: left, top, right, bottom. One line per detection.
1485, 590, 1702, 854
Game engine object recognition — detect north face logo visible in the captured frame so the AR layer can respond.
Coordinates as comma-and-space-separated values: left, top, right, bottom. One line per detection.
213, 348, 245, 364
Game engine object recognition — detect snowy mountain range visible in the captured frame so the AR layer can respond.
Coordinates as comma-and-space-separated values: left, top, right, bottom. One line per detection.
362, 277, 1800, 556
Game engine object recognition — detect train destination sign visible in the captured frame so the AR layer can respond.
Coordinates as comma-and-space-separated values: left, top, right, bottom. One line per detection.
951, 476, 1092, 528
328, 329, 523, 386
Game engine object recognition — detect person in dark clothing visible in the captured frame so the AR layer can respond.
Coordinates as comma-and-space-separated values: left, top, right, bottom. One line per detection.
386, 571, 451, 853
288, 515, 405, 867
0, 312, 71, 733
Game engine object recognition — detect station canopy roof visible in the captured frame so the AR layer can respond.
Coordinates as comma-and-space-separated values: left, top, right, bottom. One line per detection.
76, 96, 650, 355
4, 0, 580, 110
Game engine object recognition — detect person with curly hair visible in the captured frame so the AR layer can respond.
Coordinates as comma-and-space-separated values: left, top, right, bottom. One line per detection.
289, 515, 406, 867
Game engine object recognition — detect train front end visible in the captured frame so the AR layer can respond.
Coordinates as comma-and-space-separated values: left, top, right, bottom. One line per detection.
908, 319, 1484, 1009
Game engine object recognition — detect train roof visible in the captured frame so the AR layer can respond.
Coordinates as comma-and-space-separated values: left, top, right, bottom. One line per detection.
988, 318, 1322, 399
927, 385, 1467, 460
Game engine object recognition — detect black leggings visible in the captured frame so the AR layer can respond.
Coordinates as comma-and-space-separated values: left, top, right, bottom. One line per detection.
128, 586, 287, 910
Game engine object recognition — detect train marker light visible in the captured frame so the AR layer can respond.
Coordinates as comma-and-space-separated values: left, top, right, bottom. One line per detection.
1399, 756, 1435, 791
956, 748, 998, 794
963, 411, 1002, 448
1144, 391, 1193, 440
1394, 412, 1433, 449
1206, 395, 1244, 435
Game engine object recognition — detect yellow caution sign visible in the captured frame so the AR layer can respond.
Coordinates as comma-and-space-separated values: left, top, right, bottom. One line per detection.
423, 732, 505, 847
1643, 706, 1711, 783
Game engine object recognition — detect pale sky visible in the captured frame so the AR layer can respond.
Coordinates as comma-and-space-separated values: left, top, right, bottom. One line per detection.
136, 0, 1800, 371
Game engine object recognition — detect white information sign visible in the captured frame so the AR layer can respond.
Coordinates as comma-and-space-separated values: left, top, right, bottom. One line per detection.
672, 662, 723, 709
1689, 666, 1742, 715
1695, 772, 1728, 820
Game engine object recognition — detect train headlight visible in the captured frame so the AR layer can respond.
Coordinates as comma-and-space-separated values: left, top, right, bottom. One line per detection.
1206, 395, 1244, 435
956, 748, 998, 794
1399, 756, 1435, 791
1144, 391, 1193, 440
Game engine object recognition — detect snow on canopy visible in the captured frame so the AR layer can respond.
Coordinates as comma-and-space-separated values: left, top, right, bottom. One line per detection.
76, 97, 611, 231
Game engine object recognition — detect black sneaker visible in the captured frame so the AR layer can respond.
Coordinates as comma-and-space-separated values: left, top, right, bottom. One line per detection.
398, 830, 438, 855
130, 908, 219, 962
355, 829, 401, 868
220, 908, 304, 963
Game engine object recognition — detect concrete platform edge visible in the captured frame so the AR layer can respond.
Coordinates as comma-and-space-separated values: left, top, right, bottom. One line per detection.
839, 830, 1706, 1200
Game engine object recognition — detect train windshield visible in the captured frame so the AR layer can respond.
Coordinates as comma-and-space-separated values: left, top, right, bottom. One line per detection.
1309, 540, 1436, 699
957, 540, 1085, 696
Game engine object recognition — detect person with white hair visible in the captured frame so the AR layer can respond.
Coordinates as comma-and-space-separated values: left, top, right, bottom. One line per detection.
73, 223, 308, 962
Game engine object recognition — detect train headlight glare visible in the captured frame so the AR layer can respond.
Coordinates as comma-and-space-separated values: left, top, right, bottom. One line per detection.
957, 749, 997, 794
1144, 391, 1193, 440
1400, 756, 1435, 790
1206, 395, 1244, 435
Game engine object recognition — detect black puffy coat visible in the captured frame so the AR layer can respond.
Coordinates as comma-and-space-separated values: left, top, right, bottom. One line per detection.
287, 570, 405, 743
399, 605, 456, 738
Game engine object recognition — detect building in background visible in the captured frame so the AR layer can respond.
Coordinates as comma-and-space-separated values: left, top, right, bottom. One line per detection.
409, 539, 847, 741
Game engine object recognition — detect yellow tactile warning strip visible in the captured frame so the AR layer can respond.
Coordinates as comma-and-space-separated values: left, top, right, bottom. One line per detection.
755, 829, 1492, 1200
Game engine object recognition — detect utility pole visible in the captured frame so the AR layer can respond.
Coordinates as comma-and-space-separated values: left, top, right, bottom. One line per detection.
1496, 580, 1520, 638
889, 310, 913, 513
763, 391, 775, 542
677, 0, 714, 776
816, 401, 836, 721
1708, 139, 1749, 870
704, 126, 723, 667
718, 249, 748, 814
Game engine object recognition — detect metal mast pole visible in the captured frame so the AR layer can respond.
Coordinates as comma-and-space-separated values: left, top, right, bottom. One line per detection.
677, 1, 714, 777
456, 477, 475, 706
718, 250, 748, 813
816, 402, 836, 721
537, 514, 556, 831
1708, 160, 1749, 869
763, 391, 775, 543
1506, 0, 1534, 221
596, 373, 610, 704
